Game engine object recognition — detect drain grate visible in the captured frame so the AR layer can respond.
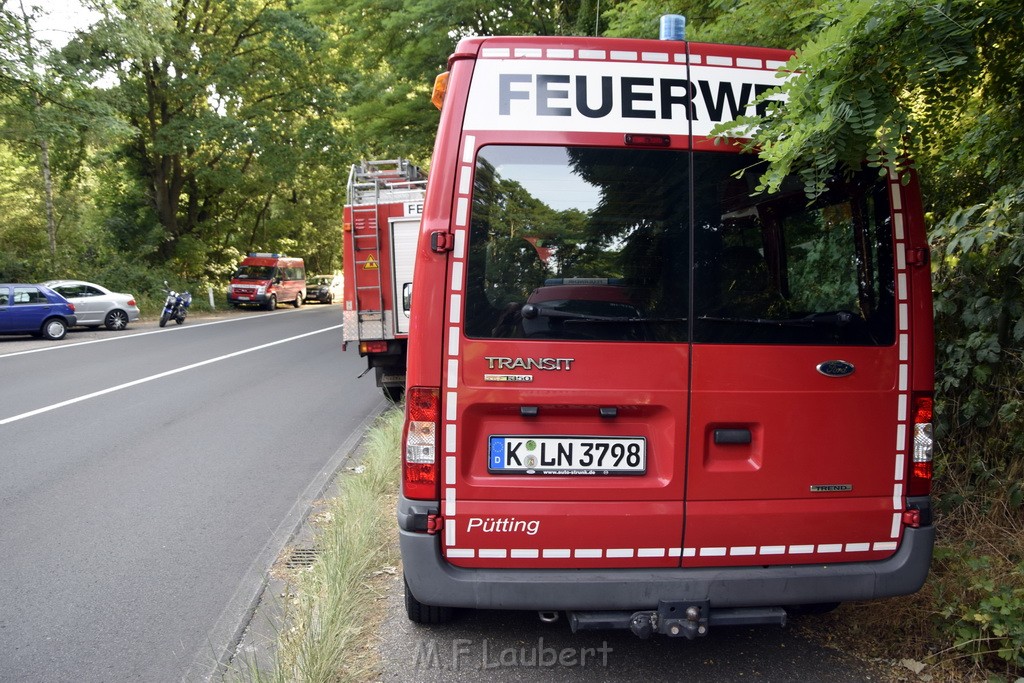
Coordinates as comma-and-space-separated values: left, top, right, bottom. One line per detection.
285, 546, 320, 569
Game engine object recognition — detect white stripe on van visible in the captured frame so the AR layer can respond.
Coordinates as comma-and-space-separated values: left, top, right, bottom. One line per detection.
547, 48, 574, 59
642, 52, 670, 63
446, 521, 456, 548
445, 456, 457, 485
891, 513, 903, 539
447, 325, 460, 356
445, 392, 458, 422
447, 541, 906, 562
454, 228, 466, 259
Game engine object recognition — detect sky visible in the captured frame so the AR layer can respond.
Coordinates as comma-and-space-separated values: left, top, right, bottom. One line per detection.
30, 0, 100, 49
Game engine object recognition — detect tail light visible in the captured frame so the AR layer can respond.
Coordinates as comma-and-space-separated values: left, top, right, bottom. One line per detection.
360, 340, 388, 354
403, 387, 440, 500
68, 303, 75, 312
908, 393, 933, 496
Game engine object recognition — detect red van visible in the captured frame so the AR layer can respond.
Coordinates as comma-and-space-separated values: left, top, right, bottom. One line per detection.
227, 253, 306, 310
399, 33, 935, 636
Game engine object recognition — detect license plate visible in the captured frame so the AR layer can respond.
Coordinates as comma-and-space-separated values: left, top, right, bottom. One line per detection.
238, 296, 250, 300
488, 436, 646, 475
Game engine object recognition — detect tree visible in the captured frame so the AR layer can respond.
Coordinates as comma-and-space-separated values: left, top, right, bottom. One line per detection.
62, 0, 349, 276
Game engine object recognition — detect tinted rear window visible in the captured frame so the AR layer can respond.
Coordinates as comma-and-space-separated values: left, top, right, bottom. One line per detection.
463, 145, 894, 346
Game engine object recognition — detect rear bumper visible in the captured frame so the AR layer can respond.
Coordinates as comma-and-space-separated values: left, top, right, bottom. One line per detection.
400, 511, 934, 611
228, 293, 268, 305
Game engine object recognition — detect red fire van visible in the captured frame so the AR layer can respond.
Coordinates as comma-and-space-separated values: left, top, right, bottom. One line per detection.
227, 253, 306, 310
399, 32, 935, 637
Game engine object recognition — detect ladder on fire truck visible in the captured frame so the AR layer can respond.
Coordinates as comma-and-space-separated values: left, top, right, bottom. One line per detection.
346, 158, 427, 342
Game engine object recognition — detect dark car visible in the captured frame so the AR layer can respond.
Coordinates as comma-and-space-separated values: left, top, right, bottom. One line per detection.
304, 274, 343, 304
0, 283, 77, 340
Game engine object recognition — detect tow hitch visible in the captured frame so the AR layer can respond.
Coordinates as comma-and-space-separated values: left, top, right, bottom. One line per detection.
568, 601, 787, 639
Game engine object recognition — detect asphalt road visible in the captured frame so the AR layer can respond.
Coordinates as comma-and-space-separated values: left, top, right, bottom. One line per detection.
0, 305, 387, 682
377, 574, 895, 682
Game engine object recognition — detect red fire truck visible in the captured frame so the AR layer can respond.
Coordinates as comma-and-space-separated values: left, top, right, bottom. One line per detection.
342, 159, 427, 401
399, 30, 935, 637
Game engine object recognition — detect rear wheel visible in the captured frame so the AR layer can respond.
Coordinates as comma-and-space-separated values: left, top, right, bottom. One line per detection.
404, 577, 453, 624
105, 309, 129, 331
41, 318, 68, 340
294, 293, 303, 308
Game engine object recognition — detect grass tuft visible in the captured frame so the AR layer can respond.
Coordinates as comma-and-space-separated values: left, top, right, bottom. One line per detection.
230, 406, 403, 683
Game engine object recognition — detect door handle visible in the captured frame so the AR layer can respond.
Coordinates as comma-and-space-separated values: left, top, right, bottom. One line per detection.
714, 428, 751, 445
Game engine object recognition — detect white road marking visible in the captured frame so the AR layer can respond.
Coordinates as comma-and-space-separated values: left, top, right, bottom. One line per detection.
0, 312, 291, 359
0, 324, 343, 425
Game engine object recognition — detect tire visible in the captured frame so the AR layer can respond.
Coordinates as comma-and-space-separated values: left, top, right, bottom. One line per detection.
105, 309, 129, 331
325, 294, 333, 305
159, 311, 170, 327
404, 577, 453, 624
382, 385, 405, 403
41, 317, 68, 340
293, 292, 303, 308
265, 295, 277, 311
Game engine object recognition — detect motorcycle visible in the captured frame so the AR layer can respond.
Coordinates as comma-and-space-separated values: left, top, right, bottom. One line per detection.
159, 281, 192, 327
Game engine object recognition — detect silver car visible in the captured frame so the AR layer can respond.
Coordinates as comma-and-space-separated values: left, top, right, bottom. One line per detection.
41, 280, 141, 331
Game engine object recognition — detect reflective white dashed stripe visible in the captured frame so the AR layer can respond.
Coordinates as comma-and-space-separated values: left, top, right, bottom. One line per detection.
475, 45, 790, 76
890, 176, 911, 540
443, 136, 477, 549
447, 541, 903, 560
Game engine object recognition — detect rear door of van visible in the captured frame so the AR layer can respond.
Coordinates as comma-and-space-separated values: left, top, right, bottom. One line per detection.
683, 149, 908, 566
443, 141, 691, 567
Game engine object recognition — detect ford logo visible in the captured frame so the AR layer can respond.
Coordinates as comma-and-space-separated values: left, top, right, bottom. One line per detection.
816, 360, 855, 377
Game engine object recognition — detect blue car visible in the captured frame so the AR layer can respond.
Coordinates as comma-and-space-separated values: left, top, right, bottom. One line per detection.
0, 283, 78, 340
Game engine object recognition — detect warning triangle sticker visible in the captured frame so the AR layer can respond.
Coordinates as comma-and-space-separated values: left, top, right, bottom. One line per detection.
363, 255, 378, 270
